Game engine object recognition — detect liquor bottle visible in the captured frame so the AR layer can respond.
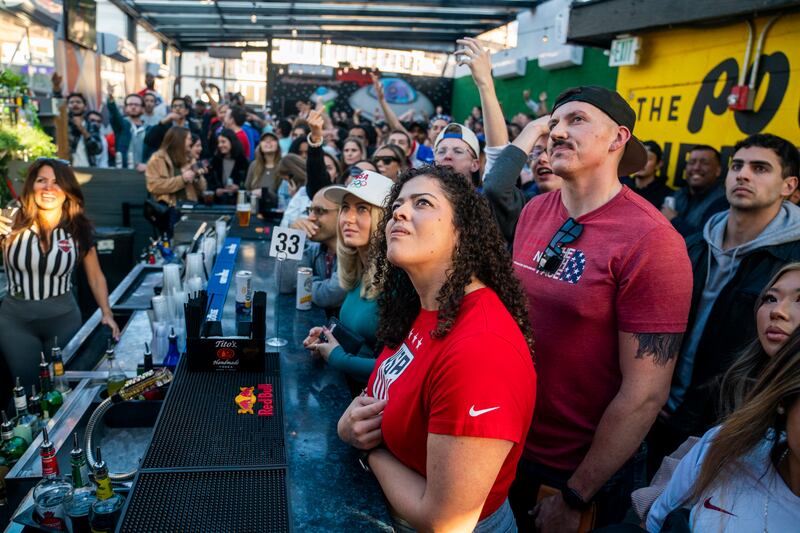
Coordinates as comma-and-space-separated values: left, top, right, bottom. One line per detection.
29, 384, 44, 423
51, 340, 71, 396
67, 433, 95, 533
104, 340, 127, 397
88, 447, 124, 533
163, 327, 180, 372
39, 352, 64, 419
1, 411, 27, 465
32, 426, 73, 531
137, 342, 153, 376
12, 377, 37, 444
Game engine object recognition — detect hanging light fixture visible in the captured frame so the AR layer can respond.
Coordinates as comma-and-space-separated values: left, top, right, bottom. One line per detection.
292, 28, 298, 38
251, 13, 257, 23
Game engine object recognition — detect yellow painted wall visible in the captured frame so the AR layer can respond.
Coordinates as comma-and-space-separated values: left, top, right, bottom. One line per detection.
616, 13, 800, 186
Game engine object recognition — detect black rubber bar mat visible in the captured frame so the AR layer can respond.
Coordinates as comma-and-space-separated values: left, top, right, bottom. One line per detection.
117, 468, 289, 533
141, 357, 286, 469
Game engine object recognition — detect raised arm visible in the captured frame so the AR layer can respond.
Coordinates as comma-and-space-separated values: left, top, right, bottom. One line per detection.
482, 116, 549, 242
455, 37, 507, 148
106, 83, 125, 136
371, 73, 408, 135
305, 110, 331, 199
200, 79, 219, 115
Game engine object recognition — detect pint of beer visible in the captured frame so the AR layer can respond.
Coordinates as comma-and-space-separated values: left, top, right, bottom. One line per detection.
237, 202, 251, 227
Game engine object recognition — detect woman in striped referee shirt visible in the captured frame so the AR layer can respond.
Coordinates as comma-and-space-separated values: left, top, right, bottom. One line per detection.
0, 158, 119, 393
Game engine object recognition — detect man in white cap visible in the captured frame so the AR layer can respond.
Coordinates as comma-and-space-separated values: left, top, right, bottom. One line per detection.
433, 123, 482, 187
510, 86, 694, 531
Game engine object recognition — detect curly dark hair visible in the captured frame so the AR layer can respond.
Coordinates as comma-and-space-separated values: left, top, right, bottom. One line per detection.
372, 164, 534, 357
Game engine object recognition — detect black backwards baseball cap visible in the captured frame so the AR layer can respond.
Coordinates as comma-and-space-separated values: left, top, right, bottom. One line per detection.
552, 86, 648, 176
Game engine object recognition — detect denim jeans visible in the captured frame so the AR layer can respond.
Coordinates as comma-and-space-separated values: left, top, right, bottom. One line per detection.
508, 443, 648, 531
391, 498, 517, 533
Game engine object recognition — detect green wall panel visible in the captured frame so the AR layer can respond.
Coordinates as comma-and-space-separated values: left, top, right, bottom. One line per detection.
450, 47, 618, 123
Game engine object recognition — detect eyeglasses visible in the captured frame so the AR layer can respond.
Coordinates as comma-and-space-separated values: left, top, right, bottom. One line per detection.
434, 146, 475, 159
373, 156, 400, 165
172, 103, 186, 109
529, 146, 546, 160
537, 218, 583, 274
305, 206, 336, 217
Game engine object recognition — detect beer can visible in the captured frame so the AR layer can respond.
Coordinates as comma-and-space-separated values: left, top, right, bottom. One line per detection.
235, 270, 252, 314
296, 267, 313, 310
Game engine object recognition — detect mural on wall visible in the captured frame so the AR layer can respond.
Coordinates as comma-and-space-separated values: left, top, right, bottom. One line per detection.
55, 39, 101, 109
272, 66, 451, 122
616, 14, 799, 187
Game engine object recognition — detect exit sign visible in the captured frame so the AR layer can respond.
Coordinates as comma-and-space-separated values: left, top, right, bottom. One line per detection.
609, 36, 641, 67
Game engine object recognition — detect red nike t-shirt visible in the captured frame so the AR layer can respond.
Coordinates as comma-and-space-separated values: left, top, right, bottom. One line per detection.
367, 288, 536, 520
512, 186, 692, 470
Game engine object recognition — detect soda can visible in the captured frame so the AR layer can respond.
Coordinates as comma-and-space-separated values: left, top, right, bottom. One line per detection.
296, 267, 313, 310
235, 270, 252, 314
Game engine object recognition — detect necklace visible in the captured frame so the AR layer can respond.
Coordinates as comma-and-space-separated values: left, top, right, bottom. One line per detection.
763, 448, 790, 533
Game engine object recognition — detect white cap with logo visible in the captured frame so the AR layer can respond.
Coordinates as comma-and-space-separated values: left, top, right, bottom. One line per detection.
323, 170, 395, 208
433, 123, 481, 158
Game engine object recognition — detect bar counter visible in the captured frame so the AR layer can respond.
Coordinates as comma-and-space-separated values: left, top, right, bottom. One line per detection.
4, 236, 391, 532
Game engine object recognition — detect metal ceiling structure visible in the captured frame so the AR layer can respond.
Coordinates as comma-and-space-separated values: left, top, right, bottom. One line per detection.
114, 0, 537, 53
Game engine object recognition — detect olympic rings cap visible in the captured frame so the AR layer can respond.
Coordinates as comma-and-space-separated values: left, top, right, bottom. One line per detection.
434, 123, 481, 158
324, 170, 394, 208
552, 85, 648, 176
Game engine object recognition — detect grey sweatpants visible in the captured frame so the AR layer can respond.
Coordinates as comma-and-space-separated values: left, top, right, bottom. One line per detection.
0, 292, 82, 405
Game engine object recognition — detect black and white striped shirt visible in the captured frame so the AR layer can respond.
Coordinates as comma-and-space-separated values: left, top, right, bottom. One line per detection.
3, 227, 78, 300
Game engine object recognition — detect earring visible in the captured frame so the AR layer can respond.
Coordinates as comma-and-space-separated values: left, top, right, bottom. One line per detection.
777, 405, 786, 415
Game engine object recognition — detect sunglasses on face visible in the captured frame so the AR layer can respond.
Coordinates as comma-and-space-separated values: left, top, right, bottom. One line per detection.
305, 206, 335, 217
374, 156, 400, 165
537, 218, 584, 274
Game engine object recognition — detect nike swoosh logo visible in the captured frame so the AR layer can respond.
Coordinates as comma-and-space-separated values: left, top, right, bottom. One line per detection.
469, 405, 500, 417
703, 497, 736, 516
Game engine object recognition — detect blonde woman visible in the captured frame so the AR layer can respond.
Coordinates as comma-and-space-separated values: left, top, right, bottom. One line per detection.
302, 170, 393, 387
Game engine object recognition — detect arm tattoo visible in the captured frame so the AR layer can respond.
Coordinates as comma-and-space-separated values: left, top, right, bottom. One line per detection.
633, 333, 683, 367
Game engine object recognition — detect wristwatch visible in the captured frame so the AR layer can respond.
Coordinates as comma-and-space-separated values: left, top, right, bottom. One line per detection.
358, 445, 383, 473
561, 485, 591, 511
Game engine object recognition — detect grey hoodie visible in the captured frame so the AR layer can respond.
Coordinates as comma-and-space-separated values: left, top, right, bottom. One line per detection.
668, 202, 800, 410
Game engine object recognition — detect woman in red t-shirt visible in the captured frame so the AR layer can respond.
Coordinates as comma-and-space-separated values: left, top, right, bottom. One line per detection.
338, 165, 537, 532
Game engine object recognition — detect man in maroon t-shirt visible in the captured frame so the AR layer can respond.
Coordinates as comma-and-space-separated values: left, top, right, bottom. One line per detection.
510, 86, 693, 531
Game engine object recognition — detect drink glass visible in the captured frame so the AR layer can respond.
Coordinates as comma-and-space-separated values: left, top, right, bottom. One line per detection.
237, 202, 251, 227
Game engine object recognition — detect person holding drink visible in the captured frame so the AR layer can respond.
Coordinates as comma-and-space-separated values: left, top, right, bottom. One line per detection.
0, 158, 120, 404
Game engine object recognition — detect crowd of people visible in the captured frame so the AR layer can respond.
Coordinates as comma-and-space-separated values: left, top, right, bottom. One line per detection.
5, 37, 800, 533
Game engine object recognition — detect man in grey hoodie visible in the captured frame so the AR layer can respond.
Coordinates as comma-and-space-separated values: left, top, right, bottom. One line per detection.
650, 133, 800, 465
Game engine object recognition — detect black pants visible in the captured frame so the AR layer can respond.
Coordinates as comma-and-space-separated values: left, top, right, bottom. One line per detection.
0, 292, 82, 411
508, 443, 648, 532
